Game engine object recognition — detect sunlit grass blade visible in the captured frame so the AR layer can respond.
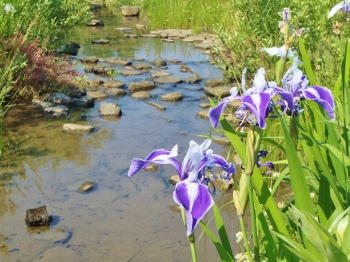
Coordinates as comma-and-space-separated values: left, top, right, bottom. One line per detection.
298, 37, 317, 86
212, 203, 234, 259
199, 221, 235, 262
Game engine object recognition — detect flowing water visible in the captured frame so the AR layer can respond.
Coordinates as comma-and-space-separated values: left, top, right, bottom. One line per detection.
0, 7, 243, 262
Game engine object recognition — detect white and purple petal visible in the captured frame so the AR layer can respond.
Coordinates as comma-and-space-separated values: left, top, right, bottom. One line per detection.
128, 146, 181, 177
328, 0, 349, 18
303, 86, 335, 120
173, 179, 214, 236
242, 93, 272, 129
209, 154, 236, 174
209, 88, 241, 128
274, 86, 295, 112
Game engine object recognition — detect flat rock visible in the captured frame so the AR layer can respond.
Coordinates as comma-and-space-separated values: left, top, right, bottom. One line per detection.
185, 76, 202, 84
63, 123, 95, 133
155, 76, 183, 84
105, 88, 127, 97
167, 58, 181, 64
69, 96, 95, 108
99, 57, 131, 66
32, 99, 54, 108
91, 39, 110, 44
87, 91, 107, 100
150, 71, 171, 78
203, 86, 232, 97
141, 34, 158, 38
124, 34, 138, 38
199, 103, 211, 108
169, 175, 181, 185
99, 103, 122, 116
133, 63, 152, 71
205, 79, 228, 87
182, 34, 207, 42
144, 165, 158, 172
102, 80, 125, 88
160, 92, 183, 102
44, 105, 69, 117
121, 6, 140, 16
150, 58, 167, 67
131, 91, 150, 100
114, 27, 132, 32
136, 24, 147, 29
128, 81, 155, 92
46, 93, 71, 104
197, 110, 209, 120
120, 69, 143, 76
38, 246, 80, 262
86, 19, 104, 26
85, 66, 114, 75
163, 39, 175, 43
78, 181, 94, 192
80, 56, 99, 63
194, 42, 213, 49
147, 102, 166, 111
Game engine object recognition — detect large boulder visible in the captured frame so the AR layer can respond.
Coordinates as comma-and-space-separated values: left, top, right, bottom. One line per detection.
99, 103, 122, 117
121, 6, 140, 16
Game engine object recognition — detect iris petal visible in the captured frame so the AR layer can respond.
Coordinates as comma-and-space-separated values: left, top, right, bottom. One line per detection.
173, 180, 214, 236
128, 147, 181, 177
303, 86, 335, 120
209, 93, 240, 128
242, 93, 271, 129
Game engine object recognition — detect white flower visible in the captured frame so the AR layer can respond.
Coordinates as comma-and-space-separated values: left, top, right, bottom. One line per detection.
261, 45, 296, 58
4, 4, 15, 13
328, 0, 350, 19
236, 231, 243, 243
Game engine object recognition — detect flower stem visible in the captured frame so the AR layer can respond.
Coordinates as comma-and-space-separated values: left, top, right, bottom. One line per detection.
247, 173, 259, 261
239, 215, 253, 262
181, 206, 198, 262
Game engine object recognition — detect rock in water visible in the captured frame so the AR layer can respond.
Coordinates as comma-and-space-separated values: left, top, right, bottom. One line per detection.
78, 181, 94, 192
25, 206, 51, 227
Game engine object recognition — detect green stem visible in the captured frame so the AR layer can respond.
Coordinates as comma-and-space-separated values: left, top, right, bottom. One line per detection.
247, 174, 259, 261
181, 206, 198, 262
188, 233, 198, 262
239, 215, 253, 262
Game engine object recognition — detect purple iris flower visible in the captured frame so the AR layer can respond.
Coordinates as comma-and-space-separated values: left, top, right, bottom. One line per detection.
256, 150, 274, 175
128, 139, 236, 236
209, 68, 273, 129
273, 58, 335, 120
328, 0, 349, 18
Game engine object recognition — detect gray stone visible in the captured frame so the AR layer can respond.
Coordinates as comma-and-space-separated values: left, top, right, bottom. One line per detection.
203, 86, 232, 97
140, 34, 158, 38
133, 63, 152, 71
87, 91, 107, 100
169, 175, 181, 185
102, 80, 125, 89
69, 96, 95, 108
120, 69, 143, 76
197, 110, 209, 120
91, 39, 110, 44
121, 6, 140, 16
205, 79, 228, 87
100, 57, 131, 66
99, 103, 122, 116
182, 35, 207, 42
124, 34, 138, 38
160, 92, 183, 102
63, 123, 95, 133
199, 103, 211, 108
166, 58, 181, 64
32, 99, 54, 108
155, 76, 183, 84
86, 19, 104, 26
105, 88, 127, 97
114, 27, 132, 32
84, 66, 114, 75
78, 181, 94, 192
131, 91, 150, 100
150, 71, 171, 78
136, 24, 147, 29
194, 42, 214, 49
163, 39, 175, 43
147, 102, 166, 111
44, 105, 69, 117
144, 165, 158, 172
128, 81, 155, 93
80, 56, 99, 63
185, 76, 202, 84
46, 93, 71, 104
150, 58, 167, 67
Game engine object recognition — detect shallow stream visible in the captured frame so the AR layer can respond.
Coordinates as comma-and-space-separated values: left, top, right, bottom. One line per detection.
0, 7, 241, 262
